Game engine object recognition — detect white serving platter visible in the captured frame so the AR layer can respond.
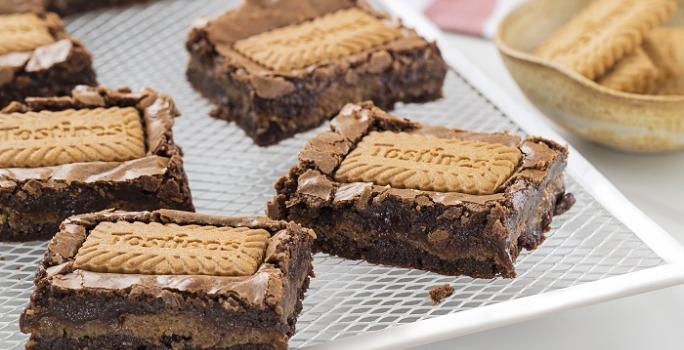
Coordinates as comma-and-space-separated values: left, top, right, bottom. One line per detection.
0, 1, 682, 349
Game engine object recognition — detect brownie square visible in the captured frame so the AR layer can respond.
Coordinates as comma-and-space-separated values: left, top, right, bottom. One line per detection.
268, 102, 575, 278
20, 209, 315, 350
0, 86, 194, 240
0, 8, 96, 108
186, 0, 448, 146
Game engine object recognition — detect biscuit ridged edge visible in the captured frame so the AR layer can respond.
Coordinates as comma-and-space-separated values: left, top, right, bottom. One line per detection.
534, 0, 677, 80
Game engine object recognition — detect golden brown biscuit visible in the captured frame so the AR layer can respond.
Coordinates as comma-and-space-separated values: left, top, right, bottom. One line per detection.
597, 47, 662, 94
233, 8, 402, 71
73, 221, 271, 276
0, 107, 145, 168
646, 28, 684, 95
534, 0, 677, 80
0, 13, 55, 55
334, 131, 522, 195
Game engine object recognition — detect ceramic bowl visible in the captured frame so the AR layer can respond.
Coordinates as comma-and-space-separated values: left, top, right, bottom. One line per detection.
496, 0, 684, 152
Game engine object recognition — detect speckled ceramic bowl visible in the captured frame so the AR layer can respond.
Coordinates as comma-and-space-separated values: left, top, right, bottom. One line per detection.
496, 0, 684, 152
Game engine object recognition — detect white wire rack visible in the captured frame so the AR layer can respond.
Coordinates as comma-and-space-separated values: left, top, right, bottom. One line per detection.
0, 1, 682, 349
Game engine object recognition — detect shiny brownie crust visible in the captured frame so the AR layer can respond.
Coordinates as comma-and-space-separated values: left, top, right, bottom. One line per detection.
0, 86, 194, 241
0, 12, 96, 108
185, 0, 447, 146
20, 209, 315, 350
268, 102, 575, 278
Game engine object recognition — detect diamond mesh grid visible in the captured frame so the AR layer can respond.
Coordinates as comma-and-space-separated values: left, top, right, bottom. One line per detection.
0, 1, 664, 348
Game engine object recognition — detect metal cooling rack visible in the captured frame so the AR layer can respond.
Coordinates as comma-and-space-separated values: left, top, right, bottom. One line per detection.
0, 1, 683, 349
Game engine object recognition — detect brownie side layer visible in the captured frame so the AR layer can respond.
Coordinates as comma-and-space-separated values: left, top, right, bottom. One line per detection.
0, 87, 194, 240
0, 158, 192, 240
20, 210, 315, 350
185, 0, 447, 146
44, 0, 155, 15
26, 336, 280, 350
25, 318, 287, 350
0, 13, 96, 108
186, 42, 446, 146
302, 156, 569, 278
268, 102, 575, 278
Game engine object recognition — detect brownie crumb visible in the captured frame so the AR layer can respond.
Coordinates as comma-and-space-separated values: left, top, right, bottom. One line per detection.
429, 284, 455, 305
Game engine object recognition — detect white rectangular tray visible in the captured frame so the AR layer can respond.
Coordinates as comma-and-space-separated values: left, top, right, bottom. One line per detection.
1, 1, 683, 349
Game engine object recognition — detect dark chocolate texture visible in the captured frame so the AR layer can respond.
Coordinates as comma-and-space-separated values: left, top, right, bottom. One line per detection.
0, 0, 156, 16
44, 0, 156, 15
20, 209, 316, 350
186, 0, 447, 146
268, 101, 575, 278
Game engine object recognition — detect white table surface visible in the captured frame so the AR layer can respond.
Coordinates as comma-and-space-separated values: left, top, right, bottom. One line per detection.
396, 2, 684, 350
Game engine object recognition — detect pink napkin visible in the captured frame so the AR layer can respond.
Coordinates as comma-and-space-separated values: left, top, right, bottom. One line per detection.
425, 0, 525, 38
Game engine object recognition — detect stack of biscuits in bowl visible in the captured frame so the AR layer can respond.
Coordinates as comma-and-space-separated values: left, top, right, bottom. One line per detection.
534, 0, 682, 95
497, 0, 684, 152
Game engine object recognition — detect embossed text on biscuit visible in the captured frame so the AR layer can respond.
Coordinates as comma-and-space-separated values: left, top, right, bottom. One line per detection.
73, 221, 271, 276
335, 132, 522, 195
233, 8, 402, 71
0, 13, 55, 55
0, 107, 145, 168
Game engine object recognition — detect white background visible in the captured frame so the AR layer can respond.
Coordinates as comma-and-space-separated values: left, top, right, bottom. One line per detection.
398, 1, 684, 349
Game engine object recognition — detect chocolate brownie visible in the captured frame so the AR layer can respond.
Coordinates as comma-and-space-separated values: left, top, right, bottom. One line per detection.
186, 0, 447, 146
268, 102, 575, 278
20, 209, 316, 350
0, 5, 96, 108
0, 86, 194, 241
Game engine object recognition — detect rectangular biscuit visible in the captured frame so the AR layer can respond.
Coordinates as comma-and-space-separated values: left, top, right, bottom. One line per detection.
534, 0, 677, 79
657, 74, 684, 95
646, 28, 684, 95
597, 47, 663, 94
73, 221, 271, 276
334, 131, 522, 195
233, 8, 402, 72
0, 107, 146, 168
0, 13, 55, 55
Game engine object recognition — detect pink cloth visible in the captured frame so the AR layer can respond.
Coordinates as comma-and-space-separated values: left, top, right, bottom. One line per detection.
425, 0, 497, 37
425, 0, 524, 38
